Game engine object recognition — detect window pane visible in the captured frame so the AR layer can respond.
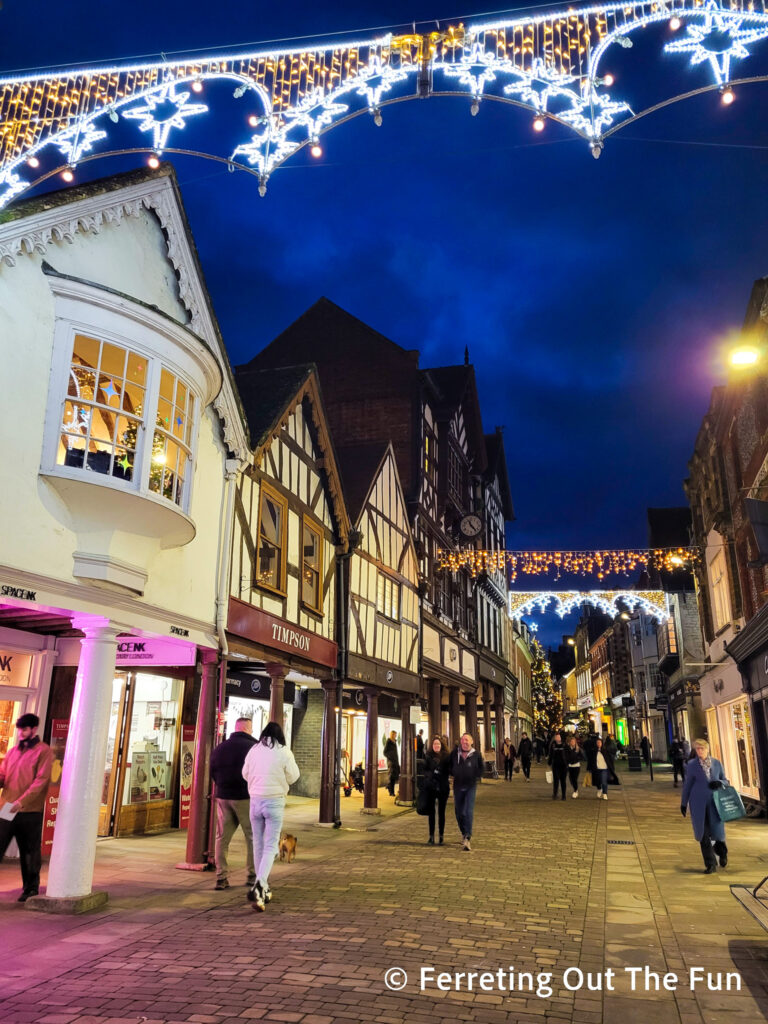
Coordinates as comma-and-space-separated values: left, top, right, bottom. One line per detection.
71, 365, 96, 400
73, 334, 100, 370
186, 395, 195, 445
86, 443, 113, 476
156, 397, 172, 430
149, 431, 166, 493
122, 381, 144, 417
303, 524, 319, 568
258, 541, 279, 589
100, 343, 127, 379
261, 496, 281, 545
159, 369, 175, 401
126, 351, 147, 387
98, 375, 122, 408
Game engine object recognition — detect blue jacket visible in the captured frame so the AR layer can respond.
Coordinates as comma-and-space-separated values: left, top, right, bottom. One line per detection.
681, 756, 728, 842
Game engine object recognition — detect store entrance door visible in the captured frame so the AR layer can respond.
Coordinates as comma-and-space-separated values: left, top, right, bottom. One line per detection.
0, 685, 31, 762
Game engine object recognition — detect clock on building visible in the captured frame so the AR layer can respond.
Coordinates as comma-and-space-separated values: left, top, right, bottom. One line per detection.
459, 513, 482, 539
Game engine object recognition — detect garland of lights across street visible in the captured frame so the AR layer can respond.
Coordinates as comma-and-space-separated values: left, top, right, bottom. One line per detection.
2, 0, 768, 208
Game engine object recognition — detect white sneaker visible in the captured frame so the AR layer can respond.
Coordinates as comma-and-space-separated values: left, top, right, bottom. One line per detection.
602, 794, 608, 801
596, 790, 602, 798
572, 791, 579, 798
248, 880, 266, 911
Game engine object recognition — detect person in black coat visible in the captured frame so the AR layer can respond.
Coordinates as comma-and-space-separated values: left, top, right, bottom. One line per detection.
383, 731, 400, 796
565, 735, 585, 798
449, 733, 484, 851
670, 735, 687, 788
209, 717, 257, 889
548, 732, 568, 800
518, 733, 533, 781
421, 736, 451, 845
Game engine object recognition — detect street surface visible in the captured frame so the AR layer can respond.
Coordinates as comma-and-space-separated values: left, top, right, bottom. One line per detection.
2, 764, 768, 1024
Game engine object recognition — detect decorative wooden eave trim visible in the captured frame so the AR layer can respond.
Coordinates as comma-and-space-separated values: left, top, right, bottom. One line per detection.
252, 370, 351, 545
355, 442, 420, 570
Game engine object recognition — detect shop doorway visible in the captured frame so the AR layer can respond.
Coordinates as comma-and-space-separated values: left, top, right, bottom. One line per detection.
0, 685, 31, 761
99, 671, 185, 837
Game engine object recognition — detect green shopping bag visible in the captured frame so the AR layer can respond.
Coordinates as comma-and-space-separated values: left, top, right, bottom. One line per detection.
713, 784, 746, 822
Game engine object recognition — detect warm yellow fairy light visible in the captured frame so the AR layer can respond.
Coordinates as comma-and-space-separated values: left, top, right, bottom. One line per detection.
437, 546, 699, 579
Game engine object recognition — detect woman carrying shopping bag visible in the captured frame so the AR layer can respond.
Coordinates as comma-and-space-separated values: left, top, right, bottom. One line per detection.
680, 738, 735, 874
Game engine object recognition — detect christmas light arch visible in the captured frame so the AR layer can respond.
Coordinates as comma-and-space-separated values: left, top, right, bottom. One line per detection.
2, 0, 768, 208
508, 589, 670, 621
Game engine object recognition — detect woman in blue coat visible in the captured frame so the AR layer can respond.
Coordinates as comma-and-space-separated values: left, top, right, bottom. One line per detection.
680, 738, 729, 874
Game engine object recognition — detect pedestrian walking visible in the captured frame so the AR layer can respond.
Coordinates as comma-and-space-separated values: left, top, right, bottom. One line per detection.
383, 730, 400, 797
670, 735, 687, 787
241, 721, 300, 912
210, 716, 257, 890
640, 735, 651, 767
604, 734, 620, 785
502, 737, 517, 781
449, 733, 484, 851
421, 736, 450, 845
565, 735, 584, 798
680, 738, 729, 874
593, 737, 613, 799
548, 732, 568, 800
535, 736, 545, 763
0, 713, 53, 902
518, 733, 533, 781
416, 729, 425, 762
682, 737, 691, 759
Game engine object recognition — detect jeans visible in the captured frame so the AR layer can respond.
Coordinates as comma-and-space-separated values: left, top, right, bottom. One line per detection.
249, 797, 285, 886
595, 768, 608, 795
552, 766, 567, 799
0, 811, 43, 894
215, 798, 255, 881
454, 786, 477, 839
521, 758, 531, 779
568, 767, 580, 792
427, 789, 448, 838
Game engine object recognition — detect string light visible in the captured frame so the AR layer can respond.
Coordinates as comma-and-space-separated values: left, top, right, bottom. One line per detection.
26, 155, 39, 168
61, 167, 74, 182
721, 85, 736, 104
2, 0, 768, 208
310, 139, 323, 157
437, 546, 699, 580
508, 589, 669, 622
533, 115, 546, 131
147, 153, 160, 168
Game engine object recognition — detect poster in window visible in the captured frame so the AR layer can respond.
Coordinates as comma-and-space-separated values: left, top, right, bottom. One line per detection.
149, 751, 167, 801
129, 751, 149, 803
42, 719, 69, 857
179, 726, 194, 828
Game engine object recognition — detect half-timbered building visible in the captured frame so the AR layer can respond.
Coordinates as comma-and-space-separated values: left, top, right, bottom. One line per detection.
336, 442, 420, 810
229, 364, 350, 806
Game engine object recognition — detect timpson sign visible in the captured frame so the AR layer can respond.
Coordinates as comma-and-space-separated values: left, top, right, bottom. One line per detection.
228, 598, 338, 669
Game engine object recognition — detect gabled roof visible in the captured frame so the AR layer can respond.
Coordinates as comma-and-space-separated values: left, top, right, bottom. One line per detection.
422, 364, 487, 474
335, 442, 391, 525
235, 362, 350, 544
485, 430, 515, 521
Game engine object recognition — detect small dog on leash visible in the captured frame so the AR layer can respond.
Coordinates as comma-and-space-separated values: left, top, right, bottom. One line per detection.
278, 833, 297, 863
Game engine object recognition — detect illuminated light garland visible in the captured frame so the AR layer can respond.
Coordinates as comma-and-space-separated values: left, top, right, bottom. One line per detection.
2, 1, 768, 207
437, 546, 699, 580
507, 589, 669, 622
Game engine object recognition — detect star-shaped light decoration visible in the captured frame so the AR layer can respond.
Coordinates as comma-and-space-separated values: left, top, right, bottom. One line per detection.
232, 112, 295, 177
440, 39, 514, 99
56, 120, 107, 164
503, 58, 581, 114
101, 380, 117, 401
559, 86, 633, 140
122, 82, 208, 153
665, 0, 768, 86
282, 86, 349, 143
354, 52, 409, 110
118, 454, 132, 473
0, 168, 26, 207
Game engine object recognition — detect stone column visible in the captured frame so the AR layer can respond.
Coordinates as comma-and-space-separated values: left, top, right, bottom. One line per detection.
465, 691, 479, 750
181, 650, 219, 869
428, 678, 442, 743
398, 698, 415, 804
363, 688, 380, 813
42, 621, 120, 909
319, 680, 337, 824
449, 688, 461, 748
494, 689, 506, 772
266, 663, 286, 726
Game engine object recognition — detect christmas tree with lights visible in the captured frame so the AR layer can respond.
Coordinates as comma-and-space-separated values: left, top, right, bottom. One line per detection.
531, 639, 562, 738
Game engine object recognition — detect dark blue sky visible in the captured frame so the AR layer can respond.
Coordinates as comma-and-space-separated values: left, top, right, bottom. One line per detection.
5, 1, 768, 645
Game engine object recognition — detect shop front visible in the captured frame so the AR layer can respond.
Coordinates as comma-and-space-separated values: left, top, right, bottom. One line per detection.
700, 657, 760, 804
727, 605, 768, 809
0, 625, 57, 762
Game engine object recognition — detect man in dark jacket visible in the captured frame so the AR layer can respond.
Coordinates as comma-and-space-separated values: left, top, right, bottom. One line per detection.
210, 717, 256, 890
383, 731, 400, 796
518, 733, 533, 781
670, 735, 686, 788
450, 733, 484, 851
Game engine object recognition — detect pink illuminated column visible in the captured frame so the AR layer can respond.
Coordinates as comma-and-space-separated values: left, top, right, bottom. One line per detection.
47, 620, 120, 899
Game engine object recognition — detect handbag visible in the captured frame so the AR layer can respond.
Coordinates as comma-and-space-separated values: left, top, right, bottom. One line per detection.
416, 786, 430, 816
545, 770, 553, 785
514, 759, 521, 774
713, 784, 746, 822
583, 770, 592, 788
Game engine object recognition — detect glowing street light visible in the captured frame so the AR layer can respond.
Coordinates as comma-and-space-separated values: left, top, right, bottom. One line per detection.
729, 345, 760, 368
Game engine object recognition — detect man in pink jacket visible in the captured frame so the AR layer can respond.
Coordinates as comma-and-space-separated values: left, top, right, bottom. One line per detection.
0, 713, 54, 901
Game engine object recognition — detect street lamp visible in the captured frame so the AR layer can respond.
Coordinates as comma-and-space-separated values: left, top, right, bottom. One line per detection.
729, 345, 761, 369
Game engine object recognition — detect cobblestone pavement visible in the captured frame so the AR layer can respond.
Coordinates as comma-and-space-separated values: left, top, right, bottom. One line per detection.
2, 765, 768, 1024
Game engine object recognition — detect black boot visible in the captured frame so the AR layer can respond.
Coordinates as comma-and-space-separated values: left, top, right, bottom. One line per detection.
427, 835, 434, 845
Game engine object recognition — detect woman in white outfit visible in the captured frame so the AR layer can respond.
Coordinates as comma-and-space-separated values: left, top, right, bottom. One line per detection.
242, 721, 300, 911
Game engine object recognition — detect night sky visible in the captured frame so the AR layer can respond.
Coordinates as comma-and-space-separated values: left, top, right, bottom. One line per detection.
5, 0, 768, 646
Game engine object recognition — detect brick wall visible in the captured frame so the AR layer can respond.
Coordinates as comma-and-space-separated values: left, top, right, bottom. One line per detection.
290, 689, 324, 798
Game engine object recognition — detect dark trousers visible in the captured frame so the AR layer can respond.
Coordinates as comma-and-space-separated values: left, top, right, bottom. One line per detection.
454, 785, 477, 839
521, 757, 531, 779
568, 767, 580, 792
427, 790, 448, 838
387, 765, 400, 796
552, 766, 567, 799
673, 759, 686, 786
0, 811, 43, 894
504, 757, 513, 780
700, 809, 727, 868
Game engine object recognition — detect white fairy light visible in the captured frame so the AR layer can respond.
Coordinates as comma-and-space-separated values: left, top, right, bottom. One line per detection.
508, 590, 670, 622
121, 81, 208, 153
55, 120, 107, 164
664, 0, 768, 86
